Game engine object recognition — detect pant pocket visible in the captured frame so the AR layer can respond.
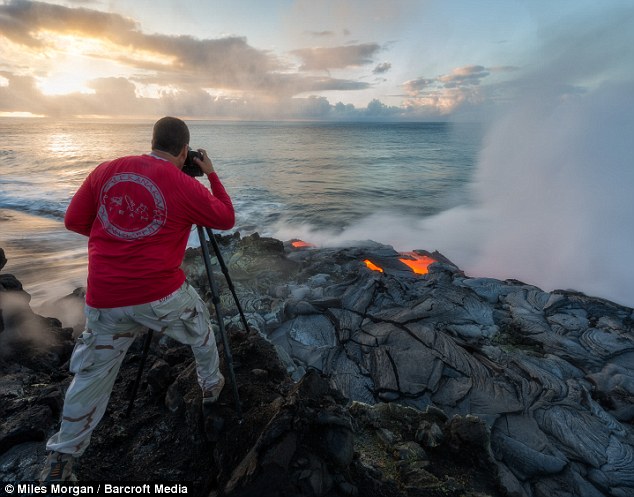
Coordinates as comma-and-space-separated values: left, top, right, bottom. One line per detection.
150, 286, 193, 320
69, 330, 97, 373
181, 298, 212, 345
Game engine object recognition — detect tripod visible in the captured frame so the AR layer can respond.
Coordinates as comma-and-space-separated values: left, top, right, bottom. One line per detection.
196, 225, 244, 421
127, 227, 247, 421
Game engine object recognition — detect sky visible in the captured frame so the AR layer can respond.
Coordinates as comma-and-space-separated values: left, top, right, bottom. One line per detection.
1, 0, 632, 121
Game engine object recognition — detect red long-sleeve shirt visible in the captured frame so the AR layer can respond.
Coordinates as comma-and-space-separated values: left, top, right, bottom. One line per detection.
65, 154, 235, 308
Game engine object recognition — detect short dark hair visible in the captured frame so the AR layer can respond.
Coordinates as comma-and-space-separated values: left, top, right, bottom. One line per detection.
151, 116, 190, 156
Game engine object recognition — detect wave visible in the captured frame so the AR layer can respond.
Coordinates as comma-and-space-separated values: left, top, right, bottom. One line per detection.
0, 199, 67, 220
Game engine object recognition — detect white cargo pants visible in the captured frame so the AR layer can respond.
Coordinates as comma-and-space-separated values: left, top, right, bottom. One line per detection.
46, 281, 223, 456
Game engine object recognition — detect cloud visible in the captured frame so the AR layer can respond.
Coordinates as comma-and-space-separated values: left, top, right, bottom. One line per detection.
0, 72, 45, 112
409, 3, 634, 120
490, 65, 520, 73
301, 76, 370, 92
373, 62, 392, 74
0, 1, 283, 88
0, 0, 139, 47
402, 64, 518, 115
291, 43, 381, 71
402, 77, 435, 93
307, 30, 335, 38
405, 65, 491, 93
0, 0, 375, 116
0, 72, 155, 117
0, 67, 391, 121
438, 65, 489, 88
0, 1, 527, 121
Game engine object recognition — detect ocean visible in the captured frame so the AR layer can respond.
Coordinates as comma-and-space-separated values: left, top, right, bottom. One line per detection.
0, 119, 483, 306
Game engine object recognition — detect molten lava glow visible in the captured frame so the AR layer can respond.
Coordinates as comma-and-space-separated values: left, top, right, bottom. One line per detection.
291, 240, 316, 248
399, 252, 435, 275
364, 259, 384, 272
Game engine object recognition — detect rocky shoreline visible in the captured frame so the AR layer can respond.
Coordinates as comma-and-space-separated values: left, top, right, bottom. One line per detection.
1, 235, 633, 497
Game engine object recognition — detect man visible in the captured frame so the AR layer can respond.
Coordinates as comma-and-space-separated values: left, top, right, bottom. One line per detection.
40, 116, 235, 482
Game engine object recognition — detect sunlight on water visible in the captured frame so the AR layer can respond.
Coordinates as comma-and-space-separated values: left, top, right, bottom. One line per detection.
46, 132, 82, 155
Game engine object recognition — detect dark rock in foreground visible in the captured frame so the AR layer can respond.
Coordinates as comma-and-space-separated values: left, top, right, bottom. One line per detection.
1, 234, 633, 497
0, 242, 501, 497
205, 233, 634, 497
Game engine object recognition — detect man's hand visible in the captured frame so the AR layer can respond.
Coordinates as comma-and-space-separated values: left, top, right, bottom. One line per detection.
194, 149, 215, 175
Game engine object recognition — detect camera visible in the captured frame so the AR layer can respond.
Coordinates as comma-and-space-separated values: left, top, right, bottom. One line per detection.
182, 148, 204, 177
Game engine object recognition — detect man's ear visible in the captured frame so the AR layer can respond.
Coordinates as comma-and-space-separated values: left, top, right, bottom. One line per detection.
180, 145, 189, 160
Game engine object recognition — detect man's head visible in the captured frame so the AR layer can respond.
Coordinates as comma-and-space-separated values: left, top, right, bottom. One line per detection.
151, 117, 190, 158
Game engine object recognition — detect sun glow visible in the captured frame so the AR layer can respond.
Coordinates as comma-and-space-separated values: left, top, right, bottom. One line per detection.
39, 32, 105, 56
0, 111, 45, 118
32, 31, 176, 96
37, 74, 96, 96
37, 31, 175, 67
33, 33, 106, 95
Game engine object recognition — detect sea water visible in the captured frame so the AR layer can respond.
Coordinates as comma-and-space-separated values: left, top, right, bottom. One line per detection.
0, 118, 482, 304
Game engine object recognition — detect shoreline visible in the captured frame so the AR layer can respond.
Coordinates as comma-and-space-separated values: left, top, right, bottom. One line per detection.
0, 208, 88, 308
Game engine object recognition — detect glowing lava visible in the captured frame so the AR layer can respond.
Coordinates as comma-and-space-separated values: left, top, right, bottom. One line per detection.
399, 252, 435, 275
291, 240, 316, 248
364, 259, 384, 272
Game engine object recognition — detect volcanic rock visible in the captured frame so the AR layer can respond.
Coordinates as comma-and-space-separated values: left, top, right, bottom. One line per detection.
0, 248, 7, 271
2, 235, 634, 497
188, 233, 634, 497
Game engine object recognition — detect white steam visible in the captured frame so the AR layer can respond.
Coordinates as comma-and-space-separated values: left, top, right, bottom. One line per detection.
465, 81, 634, 306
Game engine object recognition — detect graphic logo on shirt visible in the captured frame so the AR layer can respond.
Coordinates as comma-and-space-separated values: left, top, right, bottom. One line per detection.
98, 173, 167, 240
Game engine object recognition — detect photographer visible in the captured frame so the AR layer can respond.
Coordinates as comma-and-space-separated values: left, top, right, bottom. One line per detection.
40, 116, 235, 482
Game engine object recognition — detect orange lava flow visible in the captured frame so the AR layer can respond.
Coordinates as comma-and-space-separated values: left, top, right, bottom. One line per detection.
398, 252, 435, 275
364, 259, 384, 272
291, 240, 316, 248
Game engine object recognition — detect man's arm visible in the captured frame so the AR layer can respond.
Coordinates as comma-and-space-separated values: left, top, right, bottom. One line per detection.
202, 172, 235, 230
190, 151, 235, 230
183, 172, 235, 230
65, 175, 97, 236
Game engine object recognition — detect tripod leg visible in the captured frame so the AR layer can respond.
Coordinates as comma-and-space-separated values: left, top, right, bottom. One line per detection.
205, 227, 251, 335
197, 226, 243, 421
126, 329, 153, 418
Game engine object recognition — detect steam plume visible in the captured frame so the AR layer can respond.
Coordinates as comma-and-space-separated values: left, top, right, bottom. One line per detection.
462, 80, 634, 306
